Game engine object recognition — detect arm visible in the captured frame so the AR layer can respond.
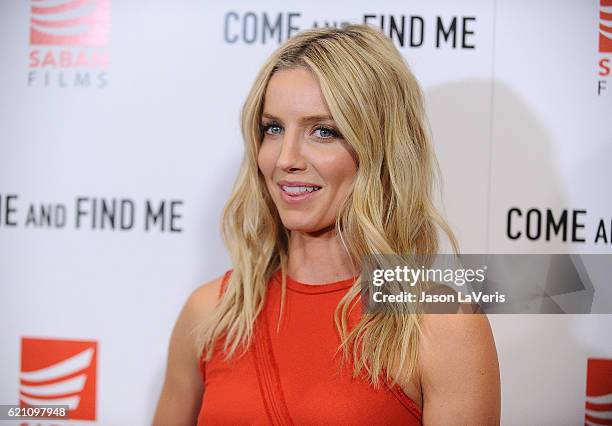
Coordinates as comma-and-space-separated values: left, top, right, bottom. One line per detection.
418, 311, 501, 425
153, 275, 223, 426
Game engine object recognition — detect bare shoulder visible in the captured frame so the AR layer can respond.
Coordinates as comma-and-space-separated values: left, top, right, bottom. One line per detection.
419, 310, 496, 349
152, 272, 227, 425
177, 273, 225, 361
417, 312, 500, 424
186, 273, 225, 323
168, 272, 226, 363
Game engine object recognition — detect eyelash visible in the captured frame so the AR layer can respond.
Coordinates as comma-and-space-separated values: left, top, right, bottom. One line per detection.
260, 122, 341, 140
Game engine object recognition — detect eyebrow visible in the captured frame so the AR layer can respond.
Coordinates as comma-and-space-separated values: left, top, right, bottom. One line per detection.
262, 113, 335, 124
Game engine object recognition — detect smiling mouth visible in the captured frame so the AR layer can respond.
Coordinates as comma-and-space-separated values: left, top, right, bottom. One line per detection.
280, 185, 322, 195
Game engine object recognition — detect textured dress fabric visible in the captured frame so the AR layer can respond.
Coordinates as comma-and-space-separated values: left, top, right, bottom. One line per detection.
197, 269, 422, 425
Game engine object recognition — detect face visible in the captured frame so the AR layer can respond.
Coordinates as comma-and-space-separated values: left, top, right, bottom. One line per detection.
257, 67, 358, 233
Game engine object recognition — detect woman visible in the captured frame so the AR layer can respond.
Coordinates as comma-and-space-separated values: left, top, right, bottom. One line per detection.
154, 24, 500, 425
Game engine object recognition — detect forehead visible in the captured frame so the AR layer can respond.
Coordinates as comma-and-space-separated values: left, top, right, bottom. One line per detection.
263, 67, 332, 117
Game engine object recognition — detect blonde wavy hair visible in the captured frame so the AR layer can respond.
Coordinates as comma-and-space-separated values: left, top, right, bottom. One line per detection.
195, 23, 459, 389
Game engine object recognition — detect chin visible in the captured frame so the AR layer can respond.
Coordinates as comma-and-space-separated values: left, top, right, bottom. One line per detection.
280, 220, 317, 233
278, 214, 313, 230
279, 217, 334, 235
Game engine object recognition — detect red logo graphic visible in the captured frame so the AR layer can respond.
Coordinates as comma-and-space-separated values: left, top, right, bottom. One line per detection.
20, 337, 97, 421
29, 0, 110, 47
585, 358, 612, 426
601, 0, 612, 53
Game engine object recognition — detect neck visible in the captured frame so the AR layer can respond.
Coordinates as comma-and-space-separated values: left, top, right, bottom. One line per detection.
286, 226, 358, 284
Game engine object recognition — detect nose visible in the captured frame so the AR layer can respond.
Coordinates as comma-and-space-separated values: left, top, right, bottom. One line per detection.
276, 127, 306, 172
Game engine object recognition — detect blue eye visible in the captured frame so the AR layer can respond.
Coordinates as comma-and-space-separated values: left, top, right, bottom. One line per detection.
261, 123, 282, 135
260, 122, 341, 141
313, 126, 339, 139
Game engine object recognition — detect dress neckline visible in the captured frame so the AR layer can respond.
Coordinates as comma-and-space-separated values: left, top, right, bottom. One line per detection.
272, 270, 357, 294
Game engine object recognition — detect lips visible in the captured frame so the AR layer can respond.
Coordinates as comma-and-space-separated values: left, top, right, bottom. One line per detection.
277, 180, 322, 188
276, 180, 323, 203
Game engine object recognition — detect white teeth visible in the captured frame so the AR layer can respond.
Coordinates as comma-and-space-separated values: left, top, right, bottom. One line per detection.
281, 185, 321, 194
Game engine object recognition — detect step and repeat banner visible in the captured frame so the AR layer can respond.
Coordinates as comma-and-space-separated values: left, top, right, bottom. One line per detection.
1, 0, 611, 425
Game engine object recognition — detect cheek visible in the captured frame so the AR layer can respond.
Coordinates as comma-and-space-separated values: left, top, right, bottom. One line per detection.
257, 142, 275, 177
318, 150, 357, 189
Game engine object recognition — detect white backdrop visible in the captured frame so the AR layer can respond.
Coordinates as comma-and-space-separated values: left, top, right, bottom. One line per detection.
1, 0, 611, 425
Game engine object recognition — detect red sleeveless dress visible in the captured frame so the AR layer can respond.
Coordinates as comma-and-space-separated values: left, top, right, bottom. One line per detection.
197, 269, 422, 425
